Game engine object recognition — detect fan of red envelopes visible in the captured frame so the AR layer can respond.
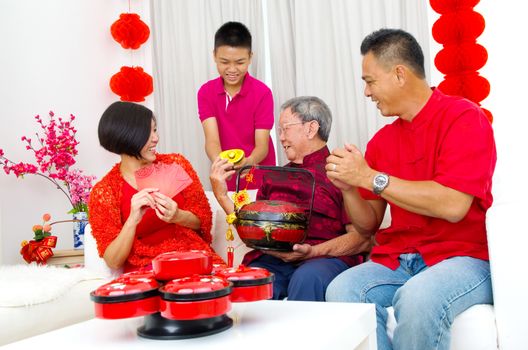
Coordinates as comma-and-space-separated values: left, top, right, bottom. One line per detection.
135, 163, 193, 199
430, 0, 493, 122
109, 10, 153, 102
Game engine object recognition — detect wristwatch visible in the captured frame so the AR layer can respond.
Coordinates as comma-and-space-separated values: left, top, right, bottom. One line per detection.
372, 173, 390, 195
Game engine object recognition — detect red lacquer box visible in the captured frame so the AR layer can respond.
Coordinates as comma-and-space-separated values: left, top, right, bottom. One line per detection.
236, 200, 308, 251
159, 275, 233, 320
215, 265, 274, 302
90, 274, 160, 319
152, 250, 213, 281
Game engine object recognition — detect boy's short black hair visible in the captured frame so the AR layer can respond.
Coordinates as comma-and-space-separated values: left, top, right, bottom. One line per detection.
98, 101, 155, 158
214, 21, 252, 51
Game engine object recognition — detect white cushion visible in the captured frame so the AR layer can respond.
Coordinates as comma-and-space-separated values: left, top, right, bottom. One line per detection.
386, 304, 497, 350
84, 224, 122, 279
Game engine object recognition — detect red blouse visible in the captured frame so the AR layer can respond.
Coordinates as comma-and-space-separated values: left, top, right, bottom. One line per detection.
89, 153, 224, 270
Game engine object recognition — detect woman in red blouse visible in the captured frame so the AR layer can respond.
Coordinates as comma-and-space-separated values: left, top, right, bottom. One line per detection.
89, 102, 224, 272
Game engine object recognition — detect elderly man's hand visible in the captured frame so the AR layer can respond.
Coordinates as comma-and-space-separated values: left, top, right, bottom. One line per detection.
210, 156, 236, 198
263, 243, 314, 262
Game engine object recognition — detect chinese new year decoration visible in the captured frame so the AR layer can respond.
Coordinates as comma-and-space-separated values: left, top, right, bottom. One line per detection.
20, 213, 57, 264
109, 4, 153, 102
224, 167, 255, 267
430, 0, 492, 122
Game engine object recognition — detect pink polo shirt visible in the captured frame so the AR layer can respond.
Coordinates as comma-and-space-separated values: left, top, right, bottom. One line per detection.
359, 88, 496, 270
197, 73, 276, 190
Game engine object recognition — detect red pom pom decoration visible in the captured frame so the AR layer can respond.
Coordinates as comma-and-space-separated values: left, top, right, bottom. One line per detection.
432, 10, 485, 44
480, 107, 493, 123
111, 13, 150, 50
438, 73, 490, 103
434, 43, 488, 74
110, 66, 153, 102
429, 0, 480, 14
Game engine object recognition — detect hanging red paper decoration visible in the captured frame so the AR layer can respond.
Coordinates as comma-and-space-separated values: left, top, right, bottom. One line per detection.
434, 43, 488, 74
111, 13, 150, 50
429, 0, 480, 14
110, 66, 153, 102
430, 0, 493, 122
432, 10, 485, 44
438, 72, 490, 103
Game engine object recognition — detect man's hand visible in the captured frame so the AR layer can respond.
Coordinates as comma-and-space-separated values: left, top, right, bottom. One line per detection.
326, 143, 375, 190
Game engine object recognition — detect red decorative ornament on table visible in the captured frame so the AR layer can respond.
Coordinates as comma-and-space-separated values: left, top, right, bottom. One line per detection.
90, 249, 274, 340
430, 0, 493, 122
20, 213, 58, 264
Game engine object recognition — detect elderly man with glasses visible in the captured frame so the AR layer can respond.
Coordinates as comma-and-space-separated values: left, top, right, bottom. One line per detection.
210, 96, 372, 301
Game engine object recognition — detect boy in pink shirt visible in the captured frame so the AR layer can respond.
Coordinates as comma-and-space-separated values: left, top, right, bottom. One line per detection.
197, 21, 276, 190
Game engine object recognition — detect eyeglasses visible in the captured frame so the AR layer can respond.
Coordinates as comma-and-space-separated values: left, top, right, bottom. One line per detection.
277, 121, 305, 134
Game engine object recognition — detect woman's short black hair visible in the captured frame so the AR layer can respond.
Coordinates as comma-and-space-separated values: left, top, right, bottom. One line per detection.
98, 101, 155, 158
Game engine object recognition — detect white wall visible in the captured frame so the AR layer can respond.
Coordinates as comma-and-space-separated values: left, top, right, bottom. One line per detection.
0, 0, 153, 264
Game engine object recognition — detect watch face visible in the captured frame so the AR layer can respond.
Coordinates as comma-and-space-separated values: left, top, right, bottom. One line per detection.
374, 175, 387, 187
373, 173, 389, 195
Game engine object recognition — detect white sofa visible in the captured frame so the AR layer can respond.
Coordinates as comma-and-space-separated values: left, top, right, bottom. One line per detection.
0, 265, 107, 346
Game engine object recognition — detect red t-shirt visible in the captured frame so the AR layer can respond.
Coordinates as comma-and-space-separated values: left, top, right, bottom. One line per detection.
197, 73, 276, 190
360, 88, 496, 270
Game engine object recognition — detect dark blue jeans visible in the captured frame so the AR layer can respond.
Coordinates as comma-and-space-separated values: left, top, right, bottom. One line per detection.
249, 254, 349, 301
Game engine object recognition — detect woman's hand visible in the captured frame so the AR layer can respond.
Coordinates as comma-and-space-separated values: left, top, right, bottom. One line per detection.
128, 188, 157, 225
152, 191, 180, 223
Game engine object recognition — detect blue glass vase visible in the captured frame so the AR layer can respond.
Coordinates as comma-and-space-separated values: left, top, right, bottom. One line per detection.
73, 211, 88, 249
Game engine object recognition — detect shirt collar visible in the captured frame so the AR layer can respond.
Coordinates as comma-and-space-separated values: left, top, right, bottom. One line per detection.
214, 72, 253, 97
288, 145, 330, 167
401, 87, 441, 130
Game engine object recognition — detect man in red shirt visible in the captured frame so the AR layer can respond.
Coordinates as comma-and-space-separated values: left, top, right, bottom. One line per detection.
325, 29, 496, 350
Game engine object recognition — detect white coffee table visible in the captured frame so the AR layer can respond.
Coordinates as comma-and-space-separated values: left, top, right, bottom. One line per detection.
3, 300, 377, 350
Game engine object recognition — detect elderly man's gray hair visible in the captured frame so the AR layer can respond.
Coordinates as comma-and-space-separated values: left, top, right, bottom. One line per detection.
280, 96, 332, 142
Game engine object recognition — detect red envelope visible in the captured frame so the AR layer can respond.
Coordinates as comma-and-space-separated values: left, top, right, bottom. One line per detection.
135, 163, 193, 198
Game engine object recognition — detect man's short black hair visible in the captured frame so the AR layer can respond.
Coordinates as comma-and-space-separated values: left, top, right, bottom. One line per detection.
98, 101, 154, 158
361, 28, 426, 79
214, 21, 252, 51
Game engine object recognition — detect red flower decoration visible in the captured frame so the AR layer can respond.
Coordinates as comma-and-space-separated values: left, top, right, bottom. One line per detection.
111, 13, 150, 49
110, 66, 153, 102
